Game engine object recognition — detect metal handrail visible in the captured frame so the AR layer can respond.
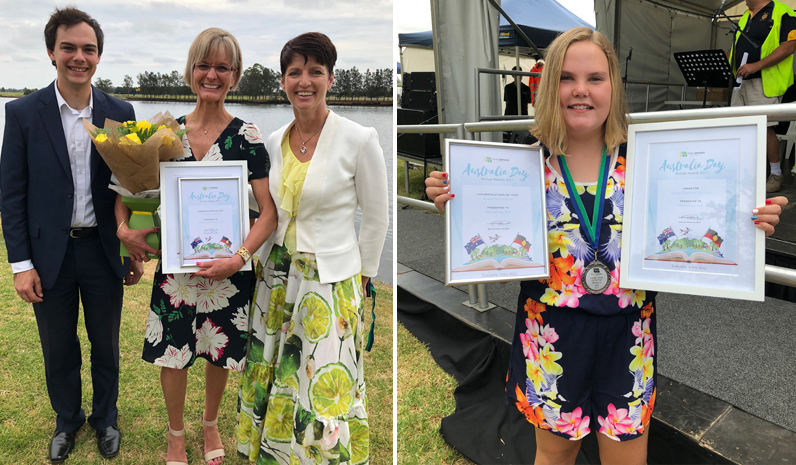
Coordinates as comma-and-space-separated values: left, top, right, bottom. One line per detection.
398, 103, 796, 292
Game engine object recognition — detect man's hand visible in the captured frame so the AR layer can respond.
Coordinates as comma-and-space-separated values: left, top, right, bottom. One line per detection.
118, 224, 160, 262
14, 268, 43, 303
194, 255, 245, 281
124, 260, 144, 286
736, 61, 763, 79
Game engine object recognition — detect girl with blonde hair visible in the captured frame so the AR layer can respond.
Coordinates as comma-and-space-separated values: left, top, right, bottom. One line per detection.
426, 26, 786, 464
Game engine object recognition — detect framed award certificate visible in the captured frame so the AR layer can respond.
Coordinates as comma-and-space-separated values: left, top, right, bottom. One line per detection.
445, 139, 549, 285
160, 161, 251, 274
620, 116, 766, 301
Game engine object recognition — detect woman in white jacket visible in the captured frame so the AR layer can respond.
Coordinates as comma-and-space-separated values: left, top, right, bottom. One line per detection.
235, 32, 388, 465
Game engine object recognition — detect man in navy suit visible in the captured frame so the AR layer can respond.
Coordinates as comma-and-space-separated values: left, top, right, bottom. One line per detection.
0, 7, 145, 463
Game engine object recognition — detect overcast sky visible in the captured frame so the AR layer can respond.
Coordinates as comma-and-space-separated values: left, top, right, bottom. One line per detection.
0, 0, 393, 90
395, 0, 596, 33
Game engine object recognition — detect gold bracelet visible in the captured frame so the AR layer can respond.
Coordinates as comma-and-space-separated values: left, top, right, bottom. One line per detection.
235, 247, 251, 263
117, 220, 127, 233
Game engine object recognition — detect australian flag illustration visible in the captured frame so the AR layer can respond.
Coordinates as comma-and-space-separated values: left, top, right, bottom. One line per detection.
657, 226, 675, 245
465, 234, 486, 254
191, 237, 203, 250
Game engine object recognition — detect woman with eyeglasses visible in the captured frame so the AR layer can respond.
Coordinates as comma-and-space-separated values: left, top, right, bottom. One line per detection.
121, 27, 277, 465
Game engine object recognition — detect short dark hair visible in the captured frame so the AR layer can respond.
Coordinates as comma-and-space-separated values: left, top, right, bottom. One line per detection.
44, 7, 104, 64
279, 32, 337, 76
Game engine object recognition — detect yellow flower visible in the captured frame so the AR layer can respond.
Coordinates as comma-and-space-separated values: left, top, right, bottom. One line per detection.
95, 133, 107, 143
161, 135, 173, 146
123, 121, 136, 127
135, 120, 152, 132
158, 125, 168, 131
124, 133, 142, 144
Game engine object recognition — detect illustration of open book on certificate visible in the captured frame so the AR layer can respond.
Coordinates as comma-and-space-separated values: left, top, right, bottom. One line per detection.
184, 235, 235, 260
452, 232, 545, 273
644, 225, 737, 266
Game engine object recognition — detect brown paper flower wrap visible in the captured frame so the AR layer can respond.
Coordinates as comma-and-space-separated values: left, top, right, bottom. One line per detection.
83, 112, 187, 258
82, 111, 186, 194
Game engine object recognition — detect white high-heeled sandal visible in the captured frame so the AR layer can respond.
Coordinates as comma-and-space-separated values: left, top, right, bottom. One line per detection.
202, 416, 225, 464
166, 424, 188, 465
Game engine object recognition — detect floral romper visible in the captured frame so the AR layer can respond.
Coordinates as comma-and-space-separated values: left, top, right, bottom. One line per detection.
506, 144, 658, 442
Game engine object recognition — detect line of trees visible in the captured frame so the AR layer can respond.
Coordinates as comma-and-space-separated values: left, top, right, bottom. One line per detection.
93, 64, 392, 98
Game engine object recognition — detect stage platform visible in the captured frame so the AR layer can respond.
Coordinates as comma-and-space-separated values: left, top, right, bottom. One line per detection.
397, 205, 796, 464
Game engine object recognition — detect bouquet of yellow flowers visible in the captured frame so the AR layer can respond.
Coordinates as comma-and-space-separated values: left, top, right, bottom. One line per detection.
82, 111, 186, 194
83, 111, 187, 259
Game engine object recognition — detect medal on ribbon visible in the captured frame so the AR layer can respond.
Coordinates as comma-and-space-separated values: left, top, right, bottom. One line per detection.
557, 146, 612, 295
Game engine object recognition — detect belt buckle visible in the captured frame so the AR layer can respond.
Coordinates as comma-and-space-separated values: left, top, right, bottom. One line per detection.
69, 229, 79, 239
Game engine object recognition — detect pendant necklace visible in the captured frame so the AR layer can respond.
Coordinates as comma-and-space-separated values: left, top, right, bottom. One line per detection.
192, 116, 225, 135
296, 115, 327, 154
557, 146, 612, 295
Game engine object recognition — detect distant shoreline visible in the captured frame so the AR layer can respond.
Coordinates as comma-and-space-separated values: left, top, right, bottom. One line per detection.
0, 92, 392, 106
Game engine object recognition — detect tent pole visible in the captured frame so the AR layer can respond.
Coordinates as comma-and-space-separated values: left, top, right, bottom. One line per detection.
516, 46, 521, 117
485, 0, 544, 59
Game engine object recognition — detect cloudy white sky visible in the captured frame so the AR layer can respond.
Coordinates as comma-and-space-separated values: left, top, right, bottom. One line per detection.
0, 0, 393, 90
395, 0, 596, 33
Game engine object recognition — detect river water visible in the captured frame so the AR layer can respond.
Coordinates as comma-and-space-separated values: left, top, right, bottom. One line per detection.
0, 97, 394, 283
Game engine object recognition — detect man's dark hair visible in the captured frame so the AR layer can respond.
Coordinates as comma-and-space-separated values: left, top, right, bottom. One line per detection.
279, 32, 337, 76
44, 7, 104, 66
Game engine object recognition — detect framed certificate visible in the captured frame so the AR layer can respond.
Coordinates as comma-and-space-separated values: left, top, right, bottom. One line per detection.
160, 161, 251, 274
620, 116, 766, 301
445, 139, 549, 285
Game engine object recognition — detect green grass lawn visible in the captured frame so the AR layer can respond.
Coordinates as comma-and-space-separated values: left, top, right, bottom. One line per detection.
397, 323, 474, 465
397, 159, 437, 200
0, 237, 393, 464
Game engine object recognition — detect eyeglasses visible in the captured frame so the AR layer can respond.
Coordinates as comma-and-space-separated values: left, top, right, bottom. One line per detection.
193, 63, 235, 75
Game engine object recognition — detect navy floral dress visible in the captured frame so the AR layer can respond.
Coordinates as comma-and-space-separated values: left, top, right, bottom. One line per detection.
142, 116, 269, 371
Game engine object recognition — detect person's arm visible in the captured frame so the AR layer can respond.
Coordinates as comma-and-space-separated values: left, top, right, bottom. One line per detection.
737, 15, 796, 77
355, 128, 389, 290
737, 40, 796, 77
194, 177, 276, 280
0, 104, 43, 303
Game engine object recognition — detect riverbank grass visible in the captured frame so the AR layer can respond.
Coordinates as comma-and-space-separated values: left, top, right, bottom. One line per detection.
0, 236, 393, 464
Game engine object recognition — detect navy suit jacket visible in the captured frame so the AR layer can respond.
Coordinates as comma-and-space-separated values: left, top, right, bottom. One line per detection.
0, 82, 135, 289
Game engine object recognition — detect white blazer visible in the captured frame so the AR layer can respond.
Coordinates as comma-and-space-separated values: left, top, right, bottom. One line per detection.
263, 110, 389, 284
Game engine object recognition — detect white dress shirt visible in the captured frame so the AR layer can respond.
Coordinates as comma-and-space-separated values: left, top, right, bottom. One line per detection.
11, 81, 95, 274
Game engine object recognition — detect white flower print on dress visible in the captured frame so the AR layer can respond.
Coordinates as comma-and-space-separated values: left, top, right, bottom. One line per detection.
196, 319, 229, 361
145, 308, 164, 346
231, 305, 249, 332
160, 273, 199, 307
196, 278, 239, 313
173, 127, 192, 161
225, 356, 246, 371
203, 143, 224, 162
238, 123, 263, 144
154, 344, 192, 368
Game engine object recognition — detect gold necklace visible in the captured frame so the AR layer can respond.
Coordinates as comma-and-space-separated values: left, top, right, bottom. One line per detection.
191, 115, 226, 135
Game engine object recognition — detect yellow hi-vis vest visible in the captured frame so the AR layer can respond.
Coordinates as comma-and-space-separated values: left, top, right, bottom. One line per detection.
732, 0, 796, 97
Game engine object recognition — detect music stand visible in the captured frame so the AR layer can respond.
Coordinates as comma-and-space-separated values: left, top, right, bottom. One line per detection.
674, 50, 734, 108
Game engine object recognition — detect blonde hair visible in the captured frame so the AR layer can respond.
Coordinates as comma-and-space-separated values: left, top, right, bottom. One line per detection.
531, 27, 628, 155
184, 28, 243, 93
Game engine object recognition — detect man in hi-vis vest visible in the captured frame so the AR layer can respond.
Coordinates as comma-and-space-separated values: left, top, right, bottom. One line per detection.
731, 0, 796, 193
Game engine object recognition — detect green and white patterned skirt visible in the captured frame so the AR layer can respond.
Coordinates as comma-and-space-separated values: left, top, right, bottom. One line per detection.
236, 243, 369, 465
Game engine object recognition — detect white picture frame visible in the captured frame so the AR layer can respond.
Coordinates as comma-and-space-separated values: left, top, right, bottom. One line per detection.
161, 161, 251, 274
619, 116, 766, 301
445, 139, 549, 285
